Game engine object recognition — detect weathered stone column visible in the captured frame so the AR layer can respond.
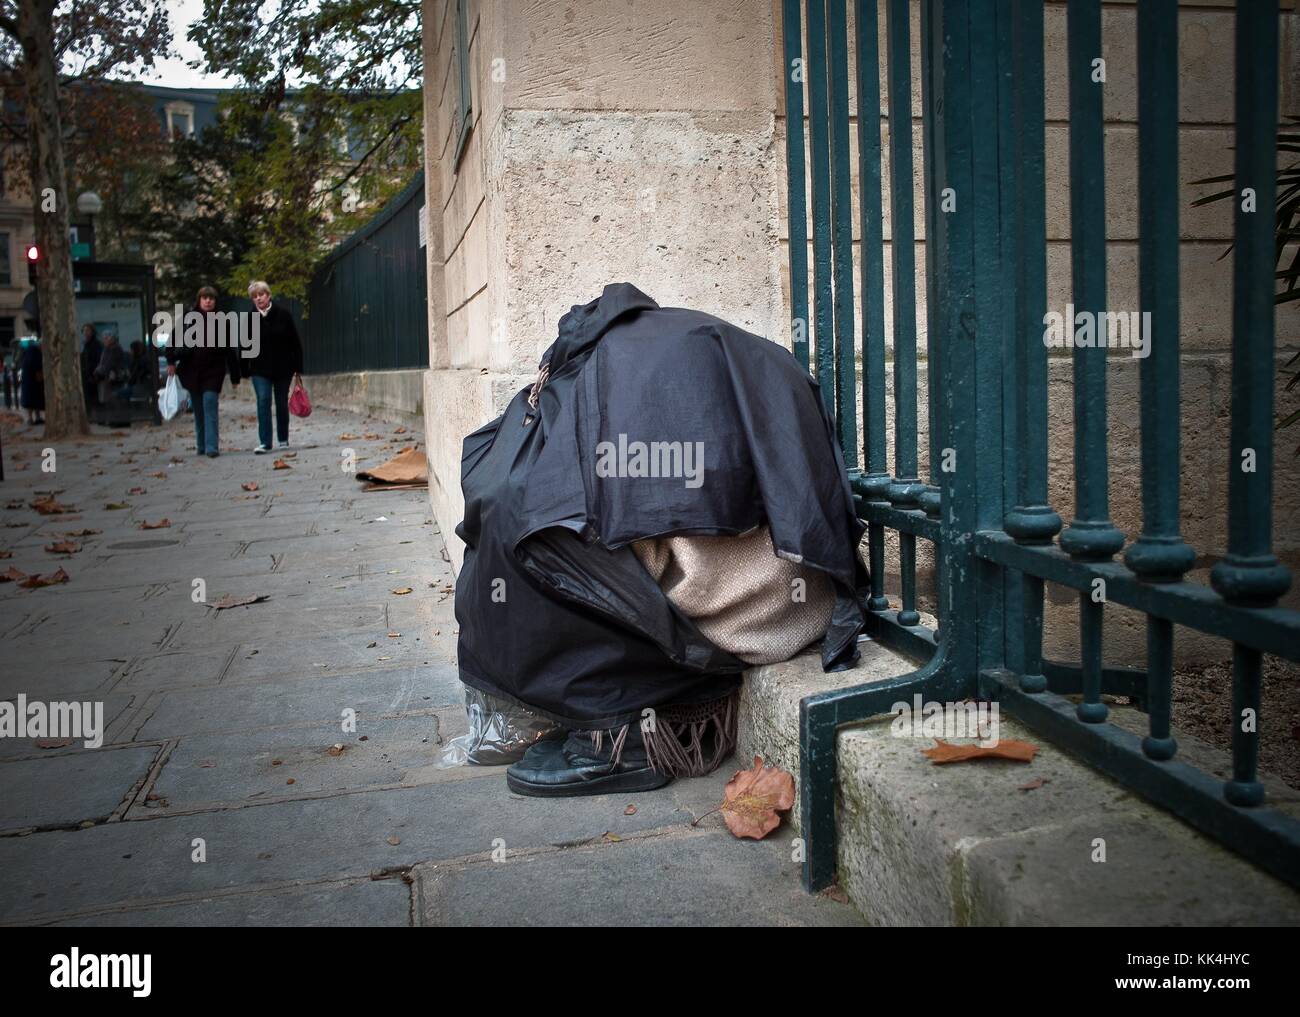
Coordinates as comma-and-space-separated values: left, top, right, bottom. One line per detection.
421, 0, 784, 570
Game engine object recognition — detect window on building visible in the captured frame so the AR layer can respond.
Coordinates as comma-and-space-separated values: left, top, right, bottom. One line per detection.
165, 101, 195, 139
0, 233, 10, 286
452, 0, 473, 170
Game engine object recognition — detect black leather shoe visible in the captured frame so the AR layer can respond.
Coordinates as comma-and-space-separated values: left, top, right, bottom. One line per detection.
506, 735, 671, 797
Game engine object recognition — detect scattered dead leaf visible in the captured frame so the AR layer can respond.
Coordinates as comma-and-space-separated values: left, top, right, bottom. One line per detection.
1018, 776, 1049, 791
63, 528, 100, 537
716, 756, 795, 840
923, 738, 1038, 764
393, 426, 407, 434
44, 541, 80, 554
0, 566, 26, 583
128, 487, 147, 495
0, 550, 9, 558
147, 471, 167, 479
339, 433, 359, 440
139, 519, 171, 530
272, 458, 291, 470
19, 568, 70, 588
31, 496, 73, 514
391, 587, 412, 595
241, 481, 259, 492
104, 502, 130, 510
602, 831, 622, 843
624, 804, 637, 816
386, 835, 401, 846
211, 593, 268, 610
34, 737, 73, 749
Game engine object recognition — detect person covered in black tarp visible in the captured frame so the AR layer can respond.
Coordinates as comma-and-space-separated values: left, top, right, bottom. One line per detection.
454, 283, 867, 797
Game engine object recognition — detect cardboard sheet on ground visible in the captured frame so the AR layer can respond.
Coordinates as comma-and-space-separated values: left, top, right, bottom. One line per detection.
356, 446, 428, 491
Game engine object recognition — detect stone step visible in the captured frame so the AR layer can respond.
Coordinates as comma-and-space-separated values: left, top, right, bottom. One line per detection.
738, 641, 1300, 926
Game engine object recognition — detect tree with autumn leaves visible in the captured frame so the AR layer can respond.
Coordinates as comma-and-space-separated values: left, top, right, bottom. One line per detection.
0, 0, 171, 439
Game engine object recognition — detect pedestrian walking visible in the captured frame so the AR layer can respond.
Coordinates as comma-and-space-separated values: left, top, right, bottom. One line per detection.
244, 280, 303, 454
18, 338, 44, 426
80, 324, 103, 413
167, 286, 242, 458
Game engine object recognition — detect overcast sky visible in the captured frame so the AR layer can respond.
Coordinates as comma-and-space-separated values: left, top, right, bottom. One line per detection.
134, 0, 239, 89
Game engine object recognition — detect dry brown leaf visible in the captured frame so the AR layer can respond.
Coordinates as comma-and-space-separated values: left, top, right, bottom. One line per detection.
241, 481, 259, 491
64, 528, 100, 537
339, 432, 359, 440
211, 593, 268, 610
104, 502, 129, 510
31, 496, 73, 514
272, 458, 291, 470
139, 519, 171, 530
34, 737, 73, 749
44, 541, 80, 554
19, 568, 69, 588
0, 550, 9, 558
385, 835, 401, 845
719, 756, 795, 840
147, 471, 167, 479
128, 487, 147, 495
4, 499, 24, 510
1018, 776, 1049, 791
393, 426, 407, 434
0, 565, 27, 582
922, 738, 1038, 764
391, 586, 412, 595
624, 804, 637, 816
363, 432, 381, 440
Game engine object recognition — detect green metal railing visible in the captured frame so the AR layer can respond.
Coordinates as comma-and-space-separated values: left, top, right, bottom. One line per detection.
305, 171, 429, 375
783, 0, 1300, 893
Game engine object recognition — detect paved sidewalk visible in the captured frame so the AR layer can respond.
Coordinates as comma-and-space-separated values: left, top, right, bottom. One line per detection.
0, 393, 859, 926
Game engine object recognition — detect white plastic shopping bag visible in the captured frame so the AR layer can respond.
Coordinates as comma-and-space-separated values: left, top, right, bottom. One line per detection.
158, 374, 181, 421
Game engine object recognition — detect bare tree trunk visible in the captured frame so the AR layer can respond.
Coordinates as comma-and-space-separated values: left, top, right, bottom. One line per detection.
17, 0, 87, 439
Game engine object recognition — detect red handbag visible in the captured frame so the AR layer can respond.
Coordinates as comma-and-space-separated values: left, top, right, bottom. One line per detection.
288, 373, 312, 417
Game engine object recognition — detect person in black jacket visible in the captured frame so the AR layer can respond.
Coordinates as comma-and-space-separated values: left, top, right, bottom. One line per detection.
244, 280, 303, 454
80, 324, 103, 413
18, 338, 43, 425
166, 285, 242, 457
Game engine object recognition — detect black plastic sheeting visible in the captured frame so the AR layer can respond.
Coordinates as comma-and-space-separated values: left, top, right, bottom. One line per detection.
454, 283, 867, 731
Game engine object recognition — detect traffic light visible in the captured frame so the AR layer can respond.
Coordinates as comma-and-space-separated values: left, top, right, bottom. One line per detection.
25, 243, 39, 285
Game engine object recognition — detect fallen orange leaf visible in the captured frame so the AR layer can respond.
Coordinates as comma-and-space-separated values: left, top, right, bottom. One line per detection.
19, 568, 69, 588
0, 565, 28, 582
241, 481, 259, 491
139, 519, 171, 530
922, 738, 1038, 764
44, 541, 80, 554
273, 459, 291, 470
30, 496, 73, 514
719, 756, 795, 840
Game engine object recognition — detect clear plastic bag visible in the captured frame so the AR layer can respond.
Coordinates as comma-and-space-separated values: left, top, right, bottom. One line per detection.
437, 685, 563, 767
157, 374, 182, 421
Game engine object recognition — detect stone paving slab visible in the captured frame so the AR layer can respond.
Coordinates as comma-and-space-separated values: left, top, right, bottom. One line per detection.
132, 663, 464, 741
0, 768, 732, 922
0, 694, 139, 757
0, 744, 159, 832
415, 828, 863, 927
145, 712, 475, 812
40, 877, 412, 927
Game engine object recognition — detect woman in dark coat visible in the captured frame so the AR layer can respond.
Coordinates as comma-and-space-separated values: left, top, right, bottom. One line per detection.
166, 285, 241, 457
244, 280, 303, 453
18, 339, 44, 425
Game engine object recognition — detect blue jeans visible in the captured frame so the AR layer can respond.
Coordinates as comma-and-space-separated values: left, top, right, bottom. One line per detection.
252, 375, 291, 447
194, 390, 220, 454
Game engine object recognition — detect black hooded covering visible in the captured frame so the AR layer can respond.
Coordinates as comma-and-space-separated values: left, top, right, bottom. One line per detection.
454, 283, 867, 731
